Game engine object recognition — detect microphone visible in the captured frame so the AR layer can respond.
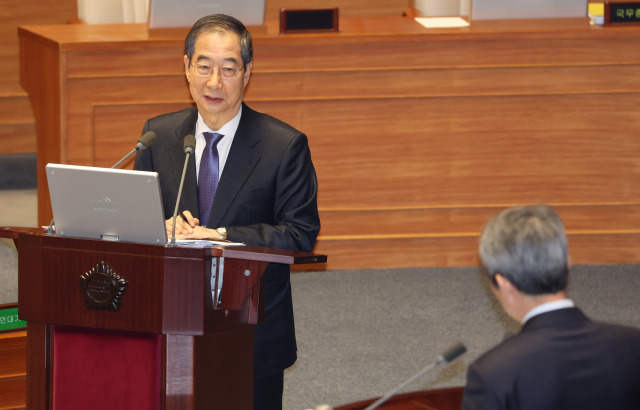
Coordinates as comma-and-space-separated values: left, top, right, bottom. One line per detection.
364, 342, 467, 410
111, 131, 157, 169
170, 134, 196, 245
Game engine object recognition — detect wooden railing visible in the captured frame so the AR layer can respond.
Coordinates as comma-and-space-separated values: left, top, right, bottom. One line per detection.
335, 386, 464, 410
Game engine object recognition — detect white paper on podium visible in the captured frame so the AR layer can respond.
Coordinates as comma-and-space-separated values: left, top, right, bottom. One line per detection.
174, 239, 246, 247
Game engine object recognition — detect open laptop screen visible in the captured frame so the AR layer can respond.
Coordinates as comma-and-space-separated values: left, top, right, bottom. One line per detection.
46, 163, 167, 245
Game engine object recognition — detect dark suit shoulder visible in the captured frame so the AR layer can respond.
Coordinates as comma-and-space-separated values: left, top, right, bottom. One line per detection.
472, 308, 640, 376
145, 107, 197, 130
471, 309, 588, 373
242, 104, 303, 140
471, 330, 535, 376
592, 318, 640, 336
590, 319, 640, 351
465, 309, 640, 410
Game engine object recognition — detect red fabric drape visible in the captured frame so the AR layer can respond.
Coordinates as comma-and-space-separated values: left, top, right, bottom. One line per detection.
53, 326, 162, 410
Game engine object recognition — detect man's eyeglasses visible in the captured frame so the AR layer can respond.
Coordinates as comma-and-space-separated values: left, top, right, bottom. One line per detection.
191, 63, 244, 79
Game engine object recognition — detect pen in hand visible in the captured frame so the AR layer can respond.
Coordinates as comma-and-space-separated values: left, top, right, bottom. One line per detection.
179, 211, 195, 231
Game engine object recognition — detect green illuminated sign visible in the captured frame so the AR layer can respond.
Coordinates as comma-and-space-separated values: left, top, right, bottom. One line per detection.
606, 1, 640, 25
612, 4, 640, 21
0, 307, 27, 331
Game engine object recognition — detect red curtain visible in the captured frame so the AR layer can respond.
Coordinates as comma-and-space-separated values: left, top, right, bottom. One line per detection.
53, 326, 162, 410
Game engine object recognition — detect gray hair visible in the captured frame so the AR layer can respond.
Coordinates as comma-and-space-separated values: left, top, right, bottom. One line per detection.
479, 205, 569, 295
184, 14, 253, 66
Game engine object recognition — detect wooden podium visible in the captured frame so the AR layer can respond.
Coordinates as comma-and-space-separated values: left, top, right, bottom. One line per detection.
335, 387, 464, 410
1, 227, 326, 410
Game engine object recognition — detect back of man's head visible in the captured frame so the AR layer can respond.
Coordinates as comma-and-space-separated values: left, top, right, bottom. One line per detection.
479, 205, 569, 295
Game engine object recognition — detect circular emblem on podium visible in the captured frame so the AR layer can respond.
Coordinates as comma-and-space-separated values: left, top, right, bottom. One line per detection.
79, 261, 128, 311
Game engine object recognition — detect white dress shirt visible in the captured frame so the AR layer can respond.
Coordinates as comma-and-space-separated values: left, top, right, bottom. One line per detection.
522, 299, 575, 325
194, 106, 242, 182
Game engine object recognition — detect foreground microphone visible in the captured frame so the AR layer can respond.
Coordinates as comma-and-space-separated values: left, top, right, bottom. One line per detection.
170, 134, 196, 245
364, 342, 467, 410
111, 131, 157, 168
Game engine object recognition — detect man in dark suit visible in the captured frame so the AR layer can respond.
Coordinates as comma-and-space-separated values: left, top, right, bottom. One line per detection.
134, 14, 320, 410
462, 205, 640, 410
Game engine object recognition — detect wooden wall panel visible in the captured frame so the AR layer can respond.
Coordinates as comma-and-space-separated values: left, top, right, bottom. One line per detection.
92, 102, 194, 168
252, 27, 640, 70
312, 204, 640, 270
0, 1, 410, 156
65, 75, 192, 166
0, 0, 76, 155
0, 0, 76, 86
318, 205, 640, 237
19, 20, 640, 270
249, 94, 640, 208
0, 330, 27, 409
312, 232, 640, 270
247, 64, 640, 100
0, 96, 36, 154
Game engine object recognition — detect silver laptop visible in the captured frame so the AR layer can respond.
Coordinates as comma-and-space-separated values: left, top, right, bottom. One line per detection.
148, 0, 265, 28
46, 164, 167, 245
472, 0, 587, 20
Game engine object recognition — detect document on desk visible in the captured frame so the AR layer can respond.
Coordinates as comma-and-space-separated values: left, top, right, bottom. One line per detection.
174, 239, 246, 247
415, 17, 470, 28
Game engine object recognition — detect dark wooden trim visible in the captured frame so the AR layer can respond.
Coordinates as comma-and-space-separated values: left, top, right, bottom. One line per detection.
335, 386, 464, 410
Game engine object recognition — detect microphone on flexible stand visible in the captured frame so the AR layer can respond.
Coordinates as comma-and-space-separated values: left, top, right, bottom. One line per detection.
46, 131, 158, 235
111, 131, 157, 169
363, 342, 467, 410
170, 134, 196, 246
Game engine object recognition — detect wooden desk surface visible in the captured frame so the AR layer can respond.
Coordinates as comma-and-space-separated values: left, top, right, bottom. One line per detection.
20, 15, 630, 45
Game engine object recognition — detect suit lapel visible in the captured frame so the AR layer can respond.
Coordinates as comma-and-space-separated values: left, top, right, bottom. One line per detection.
170, 108, 199, 216
208, 105, 262, 227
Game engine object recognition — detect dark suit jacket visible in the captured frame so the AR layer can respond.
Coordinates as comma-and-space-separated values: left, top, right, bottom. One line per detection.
134, 104, 320, 377
461, 307, 640, 410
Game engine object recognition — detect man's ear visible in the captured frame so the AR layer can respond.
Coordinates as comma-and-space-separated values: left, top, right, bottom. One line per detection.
494, 273, 520, 298
490, 273, 500, 288
243, 61, 252, 86
493, 273, 526, 323
184, 55, 191, 80
494, 273, 509, 289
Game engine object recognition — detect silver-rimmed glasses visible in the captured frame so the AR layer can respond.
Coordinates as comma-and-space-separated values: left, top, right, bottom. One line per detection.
191, 63, 244, 79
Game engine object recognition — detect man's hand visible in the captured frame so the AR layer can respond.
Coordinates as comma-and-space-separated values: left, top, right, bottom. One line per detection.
165, 210, 199, 236
173, 226, 226, 240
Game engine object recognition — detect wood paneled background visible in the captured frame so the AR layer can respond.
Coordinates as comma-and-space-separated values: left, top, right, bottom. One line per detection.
0, 328, 26, 410
10, 1, 640, 270
0, 0, 410, 155
0, 0, 77, 154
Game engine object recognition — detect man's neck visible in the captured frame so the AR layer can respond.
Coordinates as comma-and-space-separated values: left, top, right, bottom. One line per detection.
517, 291, 570, 323
202, 105, 242, 131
